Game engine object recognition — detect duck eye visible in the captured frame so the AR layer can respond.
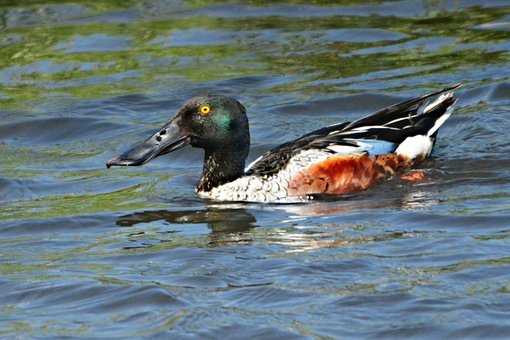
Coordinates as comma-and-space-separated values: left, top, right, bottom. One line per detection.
199, 105, 211, 116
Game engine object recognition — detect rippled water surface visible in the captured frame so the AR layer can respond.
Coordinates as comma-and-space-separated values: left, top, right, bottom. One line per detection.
1, 0, 510, 338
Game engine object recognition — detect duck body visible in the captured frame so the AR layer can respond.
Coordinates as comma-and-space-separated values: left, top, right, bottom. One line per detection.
200, 151, 408, 202
107, 84, 461, 203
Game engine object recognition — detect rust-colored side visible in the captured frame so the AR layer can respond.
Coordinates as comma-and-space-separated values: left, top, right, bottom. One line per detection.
288, 153, 411, 197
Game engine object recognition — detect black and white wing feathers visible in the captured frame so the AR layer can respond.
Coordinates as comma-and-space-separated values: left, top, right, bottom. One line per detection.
246, 84, 461, 176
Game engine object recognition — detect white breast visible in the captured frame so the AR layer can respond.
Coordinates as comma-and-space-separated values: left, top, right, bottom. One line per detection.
198, 149, 332, 202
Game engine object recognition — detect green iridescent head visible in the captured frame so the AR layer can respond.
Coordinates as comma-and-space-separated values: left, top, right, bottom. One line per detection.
181, 95, 250, 150
106, 95, 250, 167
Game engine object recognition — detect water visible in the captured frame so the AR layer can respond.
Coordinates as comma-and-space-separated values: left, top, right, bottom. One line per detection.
1, 0, 510, 338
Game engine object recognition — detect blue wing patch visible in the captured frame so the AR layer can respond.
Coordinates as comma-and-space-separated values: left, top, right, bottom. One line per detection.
351, 139, 396, 155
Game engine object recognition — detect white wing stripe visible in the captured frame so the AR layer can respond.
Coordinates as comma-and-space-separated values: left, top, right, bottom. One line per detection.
244, 155, 263, 172
329, 125, 401, 136
384, 114, 418, 127
351, 125, 400, 131
326, 145, 359, 153
422, 92, 453, 113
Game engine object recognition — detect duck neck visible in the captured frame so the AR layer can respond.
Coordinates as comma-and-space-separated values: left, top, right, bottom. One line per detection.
197, 147, 247, 192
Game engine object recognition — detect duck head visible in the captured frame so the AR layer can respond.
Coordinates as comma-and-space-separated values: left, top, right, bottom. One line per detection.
107, 95, 250, 192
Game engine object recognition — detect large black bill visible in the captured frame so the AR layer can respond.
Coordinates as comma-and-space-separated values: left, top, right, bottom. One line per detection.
106, 118, 190, 168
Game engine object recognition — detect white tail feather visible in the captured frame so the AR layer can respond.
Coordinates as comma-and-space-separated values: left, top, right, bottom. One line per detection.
395, 135, 433, 160
427, 103, 455, 137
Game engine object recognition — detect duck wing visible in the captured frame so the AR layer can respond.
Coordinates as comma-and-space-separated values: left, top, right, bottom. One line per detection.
245, 83, 461, 177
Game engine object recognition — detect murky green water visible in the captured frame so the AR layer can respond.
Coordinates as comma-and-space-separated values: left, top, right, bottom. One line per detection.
1, 0, 510, 338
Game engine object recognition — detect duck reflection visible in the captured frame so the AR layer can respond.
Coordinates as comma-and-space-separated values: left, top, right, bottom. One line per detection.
115, 182, 439, 251
116, 207, 258, 246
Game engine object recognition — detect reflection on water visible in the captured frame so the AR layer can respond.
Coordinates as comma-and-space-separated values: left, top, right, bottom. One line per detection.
114, 185, 441, 254
117, 208, 257, 231
117, 208, 257, 247
1, 0, 510, 338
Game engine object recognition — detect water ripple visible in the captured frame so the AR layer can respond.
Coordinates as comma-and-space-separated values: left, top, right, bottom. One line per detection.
1, 0, 510, 338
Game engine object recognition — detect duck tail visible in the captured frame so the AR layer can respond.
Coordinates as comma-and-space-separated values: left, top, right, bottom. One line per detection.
422, 91, 458, 138
394, 84, 462, 161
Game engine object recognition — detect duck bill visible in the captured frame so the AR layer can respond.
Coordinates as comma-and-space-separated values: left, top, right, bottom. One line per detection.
106, 118, 190, 168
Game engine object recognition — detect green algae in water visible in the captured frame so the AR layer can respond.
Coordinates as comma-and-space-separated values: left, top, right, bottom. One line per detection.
0, 2, 509, 107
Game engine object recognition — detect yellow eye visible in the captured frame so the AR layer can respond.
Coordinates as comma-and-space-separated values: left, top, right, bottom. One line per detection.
199, 105, 211, 116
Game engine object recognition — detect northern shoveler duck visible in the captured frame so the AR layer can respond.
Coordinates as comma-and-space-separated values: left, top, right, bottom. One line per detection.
107, 84, 461, 203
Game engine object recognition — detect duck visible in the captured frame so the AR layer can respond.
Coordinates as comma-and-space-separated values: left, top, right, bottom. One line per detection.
107, 83, 461, 203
